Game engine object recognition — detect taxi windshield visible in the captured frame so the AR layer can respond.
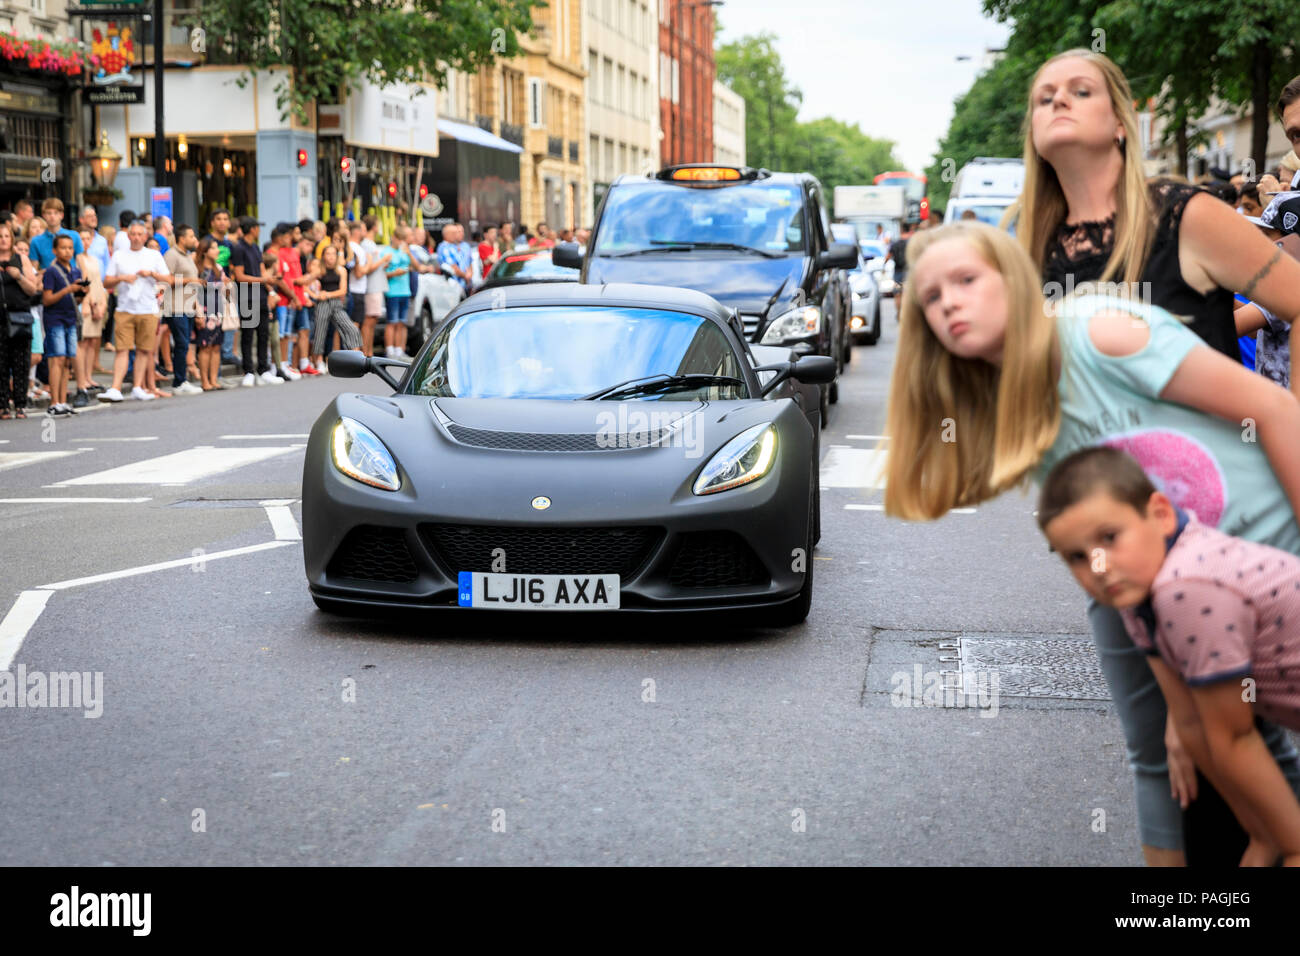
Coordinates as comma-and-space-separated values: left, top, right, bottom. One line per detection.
593, 181, 805, 255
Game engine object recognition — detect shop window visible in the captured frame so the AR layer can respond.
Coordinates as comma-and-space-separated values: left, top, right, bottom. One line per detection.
529, 78, 545, 128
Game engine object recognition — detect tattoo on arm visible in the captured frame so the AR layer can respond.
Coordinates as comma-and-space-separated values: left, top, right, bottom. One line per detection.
1242, 247, 1283, 300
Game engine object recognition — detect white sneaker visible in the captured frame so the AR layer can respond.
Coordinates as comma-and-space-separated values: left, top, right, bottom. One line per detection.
175, 381, 203, 395
259, 370, 283, 385
130, 386, 156, 401
241, 373, 256, 388
280, 364, 302, 381
97, 387, 124, 403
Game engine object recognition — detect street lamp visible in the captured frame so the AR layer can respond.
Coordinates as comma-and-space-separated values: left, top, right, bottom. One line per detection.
674, 0, 723, 165
84, 130, 123, 207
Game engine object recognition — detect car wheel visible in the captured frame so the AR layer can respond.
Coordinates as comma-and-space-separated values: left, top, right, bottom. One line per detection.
829, 379, 839, 405
863, 304, 880, 346
772, 479, 815, 626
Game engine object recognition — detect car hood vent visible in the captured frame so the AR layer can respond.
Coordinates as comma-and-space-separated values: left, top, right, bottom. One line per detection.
433, 398, 705, 452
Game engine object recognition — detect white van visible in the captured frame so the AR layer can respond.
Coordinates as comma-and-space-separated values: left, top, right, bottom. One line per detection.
946, 158, 1023, 227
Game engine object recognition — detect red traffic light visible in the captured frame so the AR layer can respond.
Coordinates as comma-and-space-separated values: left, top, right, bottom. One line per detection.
419, 183, 428, 200
919, 197, 930, 220
296, 148, 308, 167
387, 181, 398, 198
340, 156, 352, 176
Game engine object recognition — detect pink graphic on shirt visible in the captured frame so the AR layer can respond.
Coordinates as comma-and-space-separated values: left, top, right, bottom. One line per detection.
1101, 430, 1226, 527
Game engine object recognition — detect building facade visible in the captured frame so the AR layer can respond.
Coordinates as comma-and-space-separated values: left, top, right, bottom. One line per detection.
0, 0, 85, 211
583, 0, 659, 224
712, 79, 744, 167
657, 0, 717, 167
1139, 95, 1296, 182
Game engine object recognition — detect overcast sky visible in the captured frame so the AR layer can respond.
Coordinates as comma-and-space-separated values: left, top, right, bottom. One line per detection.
716, 0, 1012, 173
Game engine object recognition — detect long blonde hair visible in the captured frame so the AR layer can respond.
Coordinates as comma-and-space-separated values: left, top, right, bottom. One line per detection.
1017, 49, 1154, 287
882, 223, 1062, 520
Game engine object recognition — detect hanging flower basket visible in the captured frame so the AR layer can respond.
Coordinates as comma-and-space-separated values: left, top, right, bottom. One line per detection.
0, 31, 85, 77
83, 186, 123, 207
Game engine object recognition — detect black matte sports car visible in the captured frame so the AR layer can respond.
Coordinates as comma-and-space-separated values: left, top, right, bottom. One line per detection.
301, 282, 834, 624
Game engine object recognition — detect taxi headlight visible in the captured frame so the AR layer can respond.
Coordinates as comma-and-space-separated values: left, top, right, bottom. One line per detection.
760, 306, 821, 344
331, 417, 401, 491
693, 424, 777, 495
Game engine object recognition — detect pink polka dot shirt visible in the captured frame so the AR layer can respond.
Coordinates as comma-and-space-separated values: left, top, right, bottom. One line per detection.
1120, 516, 1300, 732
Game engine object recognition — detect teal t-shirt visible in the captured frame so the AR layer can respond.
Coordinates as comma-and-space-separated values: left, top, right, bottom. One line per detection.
1033, 293, 1300, 556
385, 247, 411, 298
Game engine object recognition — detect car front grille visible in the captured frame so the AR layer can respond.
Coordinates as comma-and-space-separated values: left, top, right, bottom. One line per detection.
446, 424, 674, 452
667, 531, 769, 588
421, 524, 663, 577
327, 525, 420, 583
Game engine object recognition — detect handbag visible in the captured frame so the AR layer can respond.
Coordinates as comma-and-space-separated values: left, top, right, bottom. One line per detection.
213, 271, 241, 331
0, 260, 34, 336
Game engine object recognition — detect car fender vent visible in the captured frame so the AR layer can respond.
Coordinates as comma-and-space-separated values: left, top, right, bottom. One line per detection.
422, 524, 663, 577
446, 423, 675, 452
668, 531, 769, 588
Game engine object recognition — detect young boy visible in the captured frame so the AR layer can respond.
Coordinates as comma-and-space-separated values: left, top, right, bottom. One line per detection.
1037, 445, 1300, 865
40, 234, 87, 416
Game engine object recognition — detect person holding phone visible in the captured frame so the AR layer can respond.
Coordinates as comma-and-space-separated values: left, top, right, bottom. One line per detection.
40, 234, 87, 416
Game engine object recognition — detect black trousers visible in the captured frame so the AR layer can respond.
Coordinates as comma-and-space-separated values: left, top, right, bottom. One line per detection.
240, 302, 270, 375
0, 327, 32, 409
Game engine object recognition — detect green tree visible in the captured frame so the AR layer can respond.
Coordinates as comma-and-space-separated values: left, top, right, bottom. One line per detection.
795, 116, 901, 195
716, 32, 802, 172
189, 0, 540, 124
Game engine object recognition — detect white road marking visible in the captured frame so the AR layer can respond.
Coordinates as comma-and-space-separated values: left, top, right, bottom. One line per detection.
40, 541, 294, 591
69, 436, 159, 442
54, 445, 300, 486
820, 447, 888, 489
0, 497, 151, 504
846, 434, 889, 441
0, 450, 84, 473
219, 433, 309, 440
0, 439, 8, 444
0, 590, 53, 671
263, 504, 301, 541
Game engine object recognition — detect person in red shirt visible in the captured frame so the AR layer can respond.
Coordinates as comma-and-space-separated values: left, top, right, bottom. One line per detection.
477, 226, 500, 273
273, 223, 317, 377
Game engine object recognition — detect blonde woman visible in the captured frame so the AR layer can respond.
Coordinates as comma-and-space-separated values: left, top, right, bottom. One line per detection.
884, 221, 1300, 867
1010, 49, 1300, 396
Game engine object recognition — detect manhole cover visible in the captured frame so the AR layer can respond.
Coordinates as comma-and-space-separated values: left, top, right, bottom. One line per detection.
956, 636, 1109, 701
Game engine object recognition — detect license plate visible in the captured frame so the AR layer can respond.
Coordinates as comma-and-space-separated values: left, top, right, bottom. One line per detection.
457, 572, 620, 610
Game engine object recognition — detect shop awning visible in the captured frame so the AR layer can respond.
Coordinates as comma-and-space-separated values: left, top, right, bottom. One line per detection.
436, 118, 523, 154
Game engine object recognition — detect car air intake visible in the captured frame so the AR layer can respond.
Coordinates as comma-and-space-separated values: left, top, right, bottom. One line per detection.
326, 525, 420, 583
422, 524, 662, 577
446, 424, 674, 452
667, 531, 769, 588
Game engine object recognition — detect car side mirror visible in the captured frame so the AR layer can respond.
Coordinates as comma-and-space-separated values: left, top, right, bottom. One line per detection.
817, 242, 858, 271
552, 241, 583, 269
328, 349, 408, 390
791, 355, 836, 385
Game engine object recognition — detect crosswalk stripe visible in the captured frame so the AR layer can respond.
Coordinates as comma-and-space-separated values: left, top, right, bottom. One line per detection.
0, 450, 84, 473
819, 447, 888, 489
52, 445, 300, 486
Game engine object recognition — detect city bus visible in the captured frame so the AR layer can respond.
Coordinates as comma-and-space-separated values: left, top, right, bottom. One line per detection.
873, 171, 928, 224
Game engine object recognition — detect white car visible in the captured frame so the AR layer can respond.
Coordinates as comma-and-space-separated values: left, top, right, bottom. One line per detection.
407, 272, 465, 353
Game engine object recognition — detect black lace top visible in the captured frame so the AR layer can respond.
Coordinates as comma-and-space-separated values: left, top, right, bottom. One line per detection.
1042, 181, 1238, 360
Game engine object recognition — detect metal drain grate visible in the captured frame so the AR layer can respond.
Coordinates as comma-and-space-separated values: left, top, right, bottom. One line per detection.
952, 636, 1109, 701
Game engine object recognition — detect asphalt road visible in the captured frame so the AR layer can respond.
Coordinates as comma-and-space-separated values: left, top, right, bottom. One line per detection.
0, 303, 1142, 865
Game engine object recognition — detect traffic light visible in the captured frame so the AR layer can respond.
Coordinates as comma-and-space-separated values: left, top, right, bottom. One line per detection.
920, 197, 930, 221
296, 148, 308, 167
419, 183, 428, 200
387, 181, 398, 198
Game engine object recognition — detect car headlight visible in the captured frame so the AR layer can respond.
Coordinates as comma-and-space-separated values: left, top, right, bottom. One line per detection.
851, 290, 863, 301
693, 424, 777, 495
331, 417, 401, 491
760, 305, 821, 344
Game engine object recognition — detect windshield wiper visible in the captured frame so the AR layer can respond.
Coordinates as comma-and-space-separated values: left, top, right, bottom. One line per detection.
578, 373, 747, 401
669, 241, 784, 258
604, 244, 695, 257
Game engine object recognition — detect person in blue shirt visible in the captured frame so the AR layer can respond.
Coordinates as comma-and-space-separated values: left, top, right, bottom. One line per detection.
436, 222, 471, 293
77, 204, 110, 277
40, 234, 86, 415
28, 198, 84, 269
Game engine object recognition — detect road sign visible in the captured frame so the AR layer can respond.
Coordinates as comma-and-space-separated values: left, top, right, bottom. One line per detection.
150, 187, 172, 221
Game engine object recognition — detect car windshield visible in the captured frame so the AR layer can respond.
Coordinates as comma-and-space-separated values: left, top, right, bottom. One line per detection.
405, 306, 748, 400
488, 251, 577, 280
593, 181, 805, 255
949, 204, 1010, 227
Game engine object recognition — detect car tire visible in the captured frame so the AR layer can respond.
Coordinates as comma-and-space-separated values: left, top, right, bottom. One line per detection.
772, 479, 815, 627
828, 379, 838, 405
863, 304, 880, 346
